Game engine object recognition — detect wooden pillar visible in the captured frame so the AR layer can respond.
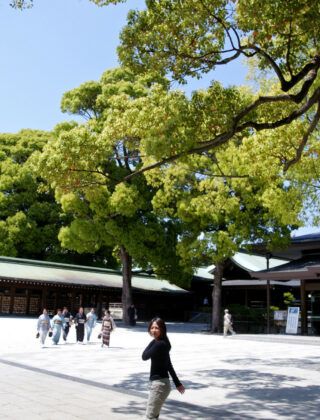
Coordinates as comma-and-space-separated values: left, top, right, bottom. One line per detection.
9, 285, 15, 314
41, 286, 47, 310
26, 288, 30, 315
300, 279, 307, 335
98, 292, 103, 319
71, 290, 75, 313
245, 289, 248, 307
266, 280, 271, 334
266, 253, 271, 334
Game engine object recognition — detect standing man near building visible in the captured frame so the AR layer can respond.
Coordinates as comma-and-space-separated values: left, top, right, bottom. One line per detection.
62, 307, 72, 343
74, 306, 87, 344
128, 303, 137, 326
86, 308, 97, 343
223, 309, 236, 337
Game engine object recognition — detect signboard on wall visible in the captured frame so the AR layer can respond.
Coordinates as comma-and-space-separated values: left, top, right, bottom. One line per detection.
286, 307, 300, 334
274, 310, 287, 321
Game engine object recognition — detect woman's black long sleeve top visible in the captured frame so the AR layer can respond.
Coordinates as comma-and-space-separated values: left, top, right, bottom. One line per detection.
142, 339, 182, 388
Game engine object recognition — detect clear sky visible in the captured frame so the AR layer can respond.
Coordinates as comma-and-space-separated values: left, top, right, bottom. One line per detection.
0, 0, 248, 133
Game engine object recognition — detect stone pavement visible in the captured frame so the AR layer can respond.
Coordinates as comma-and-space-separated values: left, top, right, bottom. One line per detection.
0, 317, 320, 419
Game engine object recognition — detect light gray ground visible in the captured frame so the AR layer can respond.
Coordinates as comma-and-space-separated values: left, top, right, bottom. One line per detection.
0, 317, 319, 419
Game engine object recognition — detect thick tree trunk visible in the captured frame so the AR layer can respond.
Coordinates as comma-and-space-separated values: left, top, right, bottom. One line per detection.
211, 261, 225, 333
120, 245, 133, 325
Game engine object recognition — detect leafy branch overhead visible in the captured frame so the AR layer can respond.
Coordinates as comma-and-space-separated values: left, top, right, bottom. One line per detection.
91, 0, 320, 177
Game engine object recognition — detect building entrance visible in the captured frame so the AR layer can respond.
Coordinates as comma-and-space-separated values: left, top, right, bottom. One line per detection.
308, 291, 320, 335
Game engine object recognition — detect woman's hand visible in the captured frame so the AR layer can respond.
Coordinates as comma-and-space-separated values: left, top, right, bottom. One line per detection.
177, 384, 185, 394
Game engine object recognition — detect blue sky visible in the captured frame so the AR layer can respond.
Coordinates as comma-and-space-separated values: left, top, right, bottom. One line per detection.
0, 0, 248, 133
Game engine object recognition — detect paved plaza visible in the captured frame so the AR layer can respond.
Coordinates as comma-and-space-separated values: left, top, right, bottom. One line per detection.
0, 317, 319, 419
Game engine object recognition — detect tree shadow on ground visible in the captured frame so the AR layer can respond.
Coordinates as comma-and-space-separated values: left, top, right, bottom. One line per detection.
198, 367, 320, 419
112, 398, 248, 419
113, 367, 320, 419
224, 356, 320, 371
113, 371, 209, 393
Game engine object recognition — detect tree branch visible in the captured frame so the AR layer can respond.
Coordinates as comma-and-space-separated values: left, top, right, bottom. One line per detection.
284, 100, 320, 172
124, 88, 320, 182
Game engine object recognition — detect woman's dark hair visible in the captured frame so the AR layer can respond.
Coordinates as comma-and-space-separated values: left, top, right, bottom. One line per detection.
148, 317, 171, 349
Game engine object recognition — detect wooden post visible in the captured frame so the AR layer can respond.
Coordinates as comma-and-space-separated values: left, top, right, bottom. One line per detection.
266, 253, 271, 334
300, 279, 307, 335
9, 285, 15, 314
26, 288, 30, 315
41, 286, 47, 311
267, 280, 270, 334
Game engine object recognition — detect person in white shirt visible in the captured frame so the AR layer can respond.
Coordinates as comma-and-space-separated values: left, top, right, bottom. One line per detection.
223, 309, 236, 337
86, 308, 97, 342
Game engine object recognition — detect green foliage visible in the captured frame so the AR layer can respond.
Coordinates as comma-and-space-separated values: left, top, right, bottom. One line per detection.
0, 130, 67, 259
283, 291, 295, 307
37, 68, 191, 287
10, 0, 33, 9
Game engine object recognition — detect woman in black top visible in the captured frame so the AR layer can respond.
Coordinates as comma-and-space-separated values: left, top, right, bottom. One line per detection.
142, 317, 185, 419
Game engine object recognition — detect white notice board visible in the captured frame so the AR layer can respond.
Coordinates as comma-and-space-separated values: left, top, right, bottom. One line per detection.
285, 307, 300, 334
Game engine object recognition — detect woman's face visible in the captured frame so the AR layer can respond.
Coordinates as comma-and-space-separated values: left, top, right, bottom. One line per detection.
150, 321, 161, 339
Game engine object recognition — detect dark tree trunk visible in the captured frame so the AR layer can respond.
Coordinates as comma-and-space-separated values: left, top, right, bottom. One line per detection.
211, 261, 225, 333
120, 245, 133, 325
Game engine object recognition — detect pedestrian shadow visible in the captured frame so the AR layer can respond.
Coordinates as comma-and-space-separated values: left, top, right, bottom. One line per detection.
41, 346, 61, 349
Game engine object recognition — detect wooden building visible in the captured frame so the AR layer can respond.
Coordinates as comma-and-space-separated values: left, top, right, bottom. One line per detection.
252, 232, 320, 335
0, 256, 191, 321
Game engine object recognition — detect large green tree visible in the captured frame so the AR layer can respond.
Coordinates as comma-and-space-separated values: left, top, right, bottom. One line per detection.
0, 129, 117, 267
90, 0, 320, 177
96, 78, 311, 331
87, 0, 320, 330
0, 130, 66, 259
35, 68, 190, 324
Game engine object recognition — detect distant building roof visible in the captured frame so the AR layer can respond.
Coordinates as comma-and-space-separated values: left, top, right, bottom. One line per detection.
251, 255, 320, 280
222, 279, 299, 287
193, 252, 288, 281
0, 256, 188, 294
231, 252, 288, 272
291, 232, 320, 243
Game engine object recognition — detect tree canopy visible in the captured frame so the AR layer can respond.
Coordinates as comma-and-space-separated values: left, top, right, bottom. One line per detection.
0, 130, 64, 259
35, 68, 191, 323
89, 0, 320, 178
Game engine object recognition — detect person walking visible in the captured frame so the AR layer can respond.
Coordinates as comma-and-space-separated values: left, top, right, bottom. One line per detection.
86, 308, 97, 342
36, 308, 51, 347
61, 307, 72, 343
223, 309, 236, 337
142, 317, 185, 419
51, 309, 66, 345
74, 307, 87, 344
100, 310, 116, 348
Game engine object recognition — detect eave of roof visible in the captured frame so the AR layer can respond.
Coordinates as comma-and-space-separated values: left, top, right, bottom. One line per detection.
0, 256, 188, 294
250, 255, 320, 280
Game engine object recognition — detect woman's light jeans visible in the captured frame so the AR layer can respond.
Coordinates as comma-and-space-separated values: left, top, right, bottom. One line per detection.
146, 378, 171, 419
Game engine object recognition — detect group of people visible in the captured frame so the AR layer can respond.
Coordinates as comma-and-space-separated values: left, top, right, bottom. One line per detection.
37, 306, 235, 419
36, 306, 185, 419
36, 306, 116, 348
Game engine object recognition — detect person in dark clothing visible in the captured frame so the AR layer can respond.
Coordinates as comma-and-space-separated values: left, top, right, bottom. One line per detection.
142, 317, 185, 419
62, 307, 72, 342
128, 304, 137, 326
74, 307, 87, 344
